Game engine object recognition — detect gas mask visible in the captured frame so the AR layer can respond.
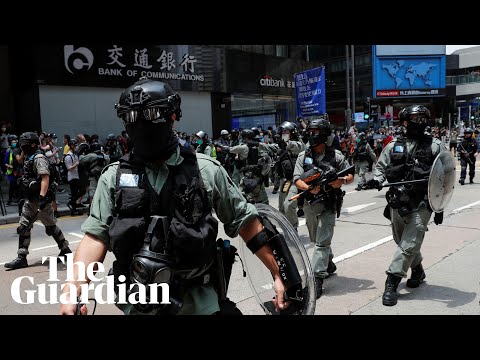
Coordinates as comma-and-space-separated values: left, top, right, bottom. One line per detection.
128, 216, 183, 314
126, 117, 178, 162
406, 116, 429, 140
281, 133, 290, 142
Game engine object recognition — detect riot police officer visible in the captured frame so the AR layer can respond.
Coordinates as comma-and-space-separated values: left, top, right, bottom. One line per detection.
4, 132, 71, 270
79, 142, 110, 205
59, 78, 289, 315
274, 121, 305, 228
367, 105, 448, 306
235, 129, 271, 204
457, 127, 479, 185
292, 118, 354, 299
195, 131, 215, 158
352, 132, 376, 190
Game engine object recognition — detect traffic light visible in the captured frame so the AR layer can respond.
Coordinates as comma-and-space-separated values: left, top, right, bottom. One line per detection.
363, 101, 370, 120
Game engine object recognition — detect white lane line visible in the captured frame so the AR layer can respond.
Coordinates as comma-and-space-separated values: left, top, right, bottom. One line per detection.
68, 232, 84, 238
345, 191, 357, 195
450, 200, 480, 214
299, 219, 306, 226
332, 235, 393, 264
34, 221, 45, 227
0, 233, 85, 265
341, 202, 376, 213
31, 240, 81, 251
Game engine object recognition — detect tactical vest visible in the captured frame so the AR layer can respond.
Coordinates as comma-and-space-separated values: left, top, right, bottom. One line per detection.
21, 150, 57, 198
385, 137, 434, 204
89, 152, 107, 179
302, 147, 341, 212
277, 148, 297, 180
459, 139, 477, 157
108, 146, 218, 281
353, 142, 369, 161
246, 143, 259, 166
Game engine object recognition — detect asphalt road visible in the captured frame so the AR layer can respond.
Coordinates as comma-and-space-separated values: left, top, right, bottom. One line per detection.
0, 167, 479, 315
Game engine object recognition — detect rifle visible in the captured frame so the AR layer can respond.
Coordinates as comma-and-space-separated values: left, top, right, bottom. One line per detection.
459, 144, 474, 165
289, 165, 355, 203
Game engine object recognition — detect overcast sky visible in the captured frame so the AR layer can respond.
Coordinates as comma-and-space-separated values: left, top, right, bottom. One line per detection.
446, 45, 480, 54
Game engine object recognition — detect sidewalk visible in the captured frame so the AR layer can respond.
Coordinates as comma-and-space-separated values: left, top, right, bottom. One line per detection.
0, 177, 88, 225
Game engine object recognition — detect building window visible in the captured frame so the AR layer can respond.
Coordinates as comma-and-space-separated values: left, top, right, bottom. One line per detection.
275, 45, 288, 57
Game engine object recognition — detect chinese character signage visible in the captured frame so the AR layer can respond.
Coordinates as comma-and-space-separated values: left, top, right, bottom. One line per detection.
36, 44, 226, 92
294, 67, 326, 117
372, 46, 446, 98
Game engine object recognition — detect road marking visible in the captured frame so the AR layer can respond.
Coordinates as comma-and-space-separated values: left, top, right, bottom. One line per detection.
68, 232, 84, 238
34, 221, 45, 227
31, 240, 81, 251
341, 203, 376, 213
345, 191, 357, 195
450, 200, 480, 214
332, 235, 393, 263
0, 233, 85, 265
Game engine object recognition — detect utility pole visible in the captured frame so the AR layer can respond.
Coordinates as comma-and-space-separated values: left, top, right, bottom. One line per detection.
351, 45, 356, 127
345, 45, 351, 130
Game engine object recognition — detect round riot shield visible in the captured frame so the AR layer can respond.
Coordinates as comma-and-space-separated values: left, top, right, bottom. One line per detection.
239, 204, 316, 315
428, 150, 456, 213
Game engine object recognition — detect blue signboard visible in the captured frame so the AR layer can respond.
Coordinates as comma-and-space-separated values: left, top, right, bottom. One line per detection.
373, 46, 446, 98
294, 67, 326, 117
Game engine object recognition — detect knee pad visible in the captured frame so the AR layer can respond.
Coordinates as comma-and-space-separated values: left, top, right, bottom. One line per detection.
17, 224, 30, 236
45, 225, 57, 236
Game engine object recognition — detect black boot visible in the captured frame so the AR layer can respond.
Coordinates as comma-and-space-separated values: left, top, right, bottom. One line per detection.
382, 274, 402, 306
406, 263, 426, 288
272, 187, 279, 194
327, 260, 337, 276
459, 179, 465, 185
4, 255, 28, 270
315, 277, 323, 300
58, 247, 72, 261
470, 177, 474, 184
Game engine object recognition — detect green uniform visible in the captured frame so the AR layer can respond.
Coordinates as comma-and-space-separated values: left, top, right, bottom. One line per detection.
353, 142, 376, 188
18, 154, 69, 255
279, 140, 306, 228
79, 152, 110, 199
229, 143, 248, 187
293, 148, 349, 278
374, 138, 447, 278
81, 146, 258, 315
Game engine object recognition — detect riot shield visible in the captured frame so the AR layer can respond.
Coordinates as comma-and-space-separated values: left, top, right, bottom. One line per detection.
239, 204, 316, 315
428, 150, 456, 213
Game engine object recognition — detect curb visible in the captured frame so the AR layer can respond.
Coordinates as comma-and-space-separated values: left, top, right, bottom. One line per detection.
1, 206, 89, 225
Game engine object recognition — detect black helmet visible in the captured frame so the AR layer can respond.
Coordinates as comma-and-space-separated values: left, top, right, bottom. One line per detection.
106, 133, 116, 141
464, 127, 474, 135
77, 142, 90, 156
241, 129, 256, 140
250, 127, 261, 137
278, 121, 299, 140
398, 105, 431, 123
230, 129, 239, 139
90, 142, 102, 152
69, 138, 79, 147
307, 118, 331, 146
358, 132, 366, 140
116, 77, 182, 124
19, 132, 40, 149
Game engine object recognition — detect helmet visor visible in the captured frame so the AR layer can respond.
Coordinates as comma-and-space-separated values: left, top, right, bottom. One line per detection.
408, 115, 429, 124
118, 106, 169, 124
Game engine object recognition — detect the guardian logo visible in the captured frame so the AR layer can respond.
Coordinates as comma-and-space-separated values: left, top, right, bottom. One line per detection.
64, 45, 94, 74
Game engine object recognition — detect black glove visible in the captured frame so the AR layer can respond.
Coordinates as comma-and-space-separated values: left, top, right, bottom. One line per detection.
367, 179, 382, 191
434, 211, 443, 225
39, 195, 48, 210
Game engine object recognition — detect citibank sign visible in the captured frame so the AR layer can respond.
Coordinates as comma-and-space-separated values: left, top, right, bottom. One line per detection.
259, 75, 295, 88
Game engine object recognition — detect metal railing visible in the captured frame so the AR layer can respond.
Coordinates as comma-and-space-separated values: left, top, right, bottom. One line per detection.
447, 74, 480, 85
